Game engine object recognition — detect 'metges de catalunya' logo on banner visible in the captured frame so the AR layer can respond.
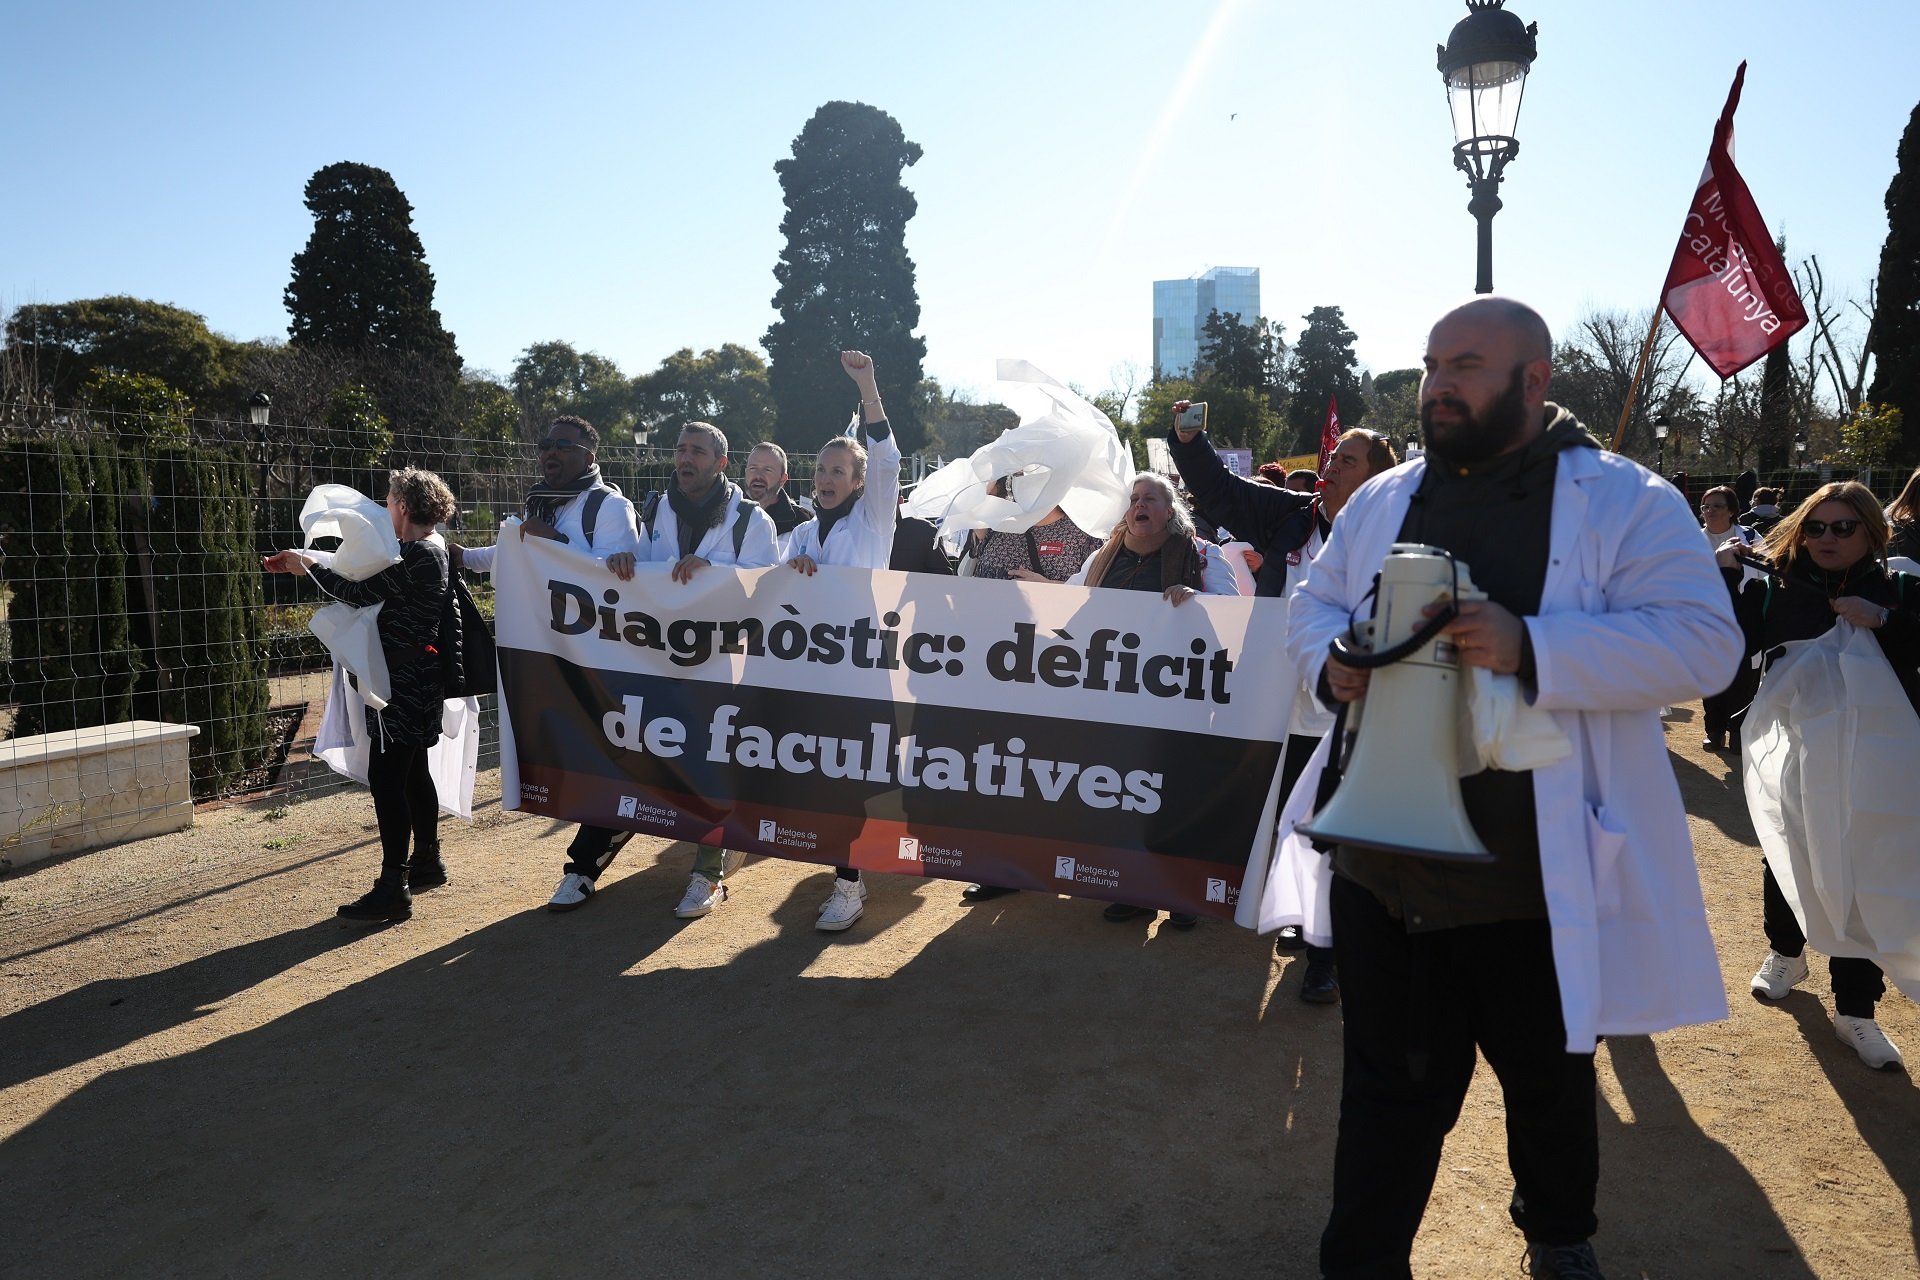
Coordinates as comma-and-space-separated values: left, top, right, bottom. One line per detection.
1055, 857, 1120, 890
617, 795, 678, 827
898, 837, 920, 861
757, 820, 819, 851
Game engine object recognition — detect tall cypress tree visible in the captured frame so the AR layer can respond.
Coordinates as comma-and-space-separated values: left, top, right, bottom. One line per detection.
1868, 103, 1920, 462
1287, 306, 1368, 455
764, 102, 928, 453
285, 162, 459, 368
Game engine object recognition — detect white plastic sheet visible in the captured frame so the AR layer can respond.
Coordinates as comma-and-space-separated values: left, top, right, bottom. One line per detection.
300, 484, 401, 579
315, 664, 480, 820
1743, 621, 1920, 999
1462, 667, 1573, 774
299, 485, 402, 710
902, 360, 1132, 551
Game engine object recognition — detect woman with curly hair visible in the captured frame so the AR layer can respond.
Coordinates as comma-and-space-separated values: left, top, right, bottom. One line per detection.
1718, 480, 1920, 1068
265, 468, 459, 923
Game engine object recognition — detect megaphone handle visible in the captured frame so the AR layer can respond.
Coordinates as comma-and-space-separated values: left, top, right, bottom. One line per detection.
1329, 602, 1459, 670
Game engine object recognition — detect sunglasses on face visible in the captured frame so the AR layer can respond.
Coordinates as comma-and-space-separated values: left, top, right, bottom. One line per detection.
1700, 503, 1727, 512
537, 437, 586, 453
1801, 519, 1862, 540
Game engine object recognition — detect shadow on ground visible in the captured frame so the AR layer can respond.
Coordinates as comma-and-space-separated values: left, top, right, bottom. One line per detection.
0, 863, 1333, 1278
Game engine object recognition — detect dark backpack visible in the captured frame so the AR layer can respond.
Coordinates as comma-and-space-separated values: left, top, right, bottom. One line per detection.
436, 574, 496, 698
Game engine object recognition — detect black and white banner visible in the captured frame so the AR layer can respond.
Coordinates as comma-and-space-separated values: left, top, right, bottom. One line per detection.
495, 530, 1292, 918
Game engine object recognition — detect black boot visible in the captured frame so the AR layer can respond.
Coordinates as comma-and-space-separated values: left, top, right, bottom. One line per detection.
339, 867, 412, 923
408, 844, 448, 892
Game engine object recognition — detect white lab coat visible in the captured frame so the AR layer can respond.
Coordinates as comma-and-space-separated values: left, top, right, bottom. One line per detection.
786, 430, 902, 570
639, 484, 780, 569
1248, 443, 1743, 1052
462, 486, 641, 574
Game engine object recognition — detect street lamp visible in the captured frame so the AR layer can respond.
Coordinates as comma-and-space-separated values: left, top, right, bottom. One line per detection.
1437, 0, 1539, 295
247, 391, 273, 499
1653, 414, 1671, 475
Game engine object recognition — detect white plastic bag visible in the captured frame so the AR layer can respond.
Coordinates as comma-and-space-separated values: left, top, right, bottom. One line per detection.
308, 601, 390, 710
300, 484, 401, 580
1743, 621, 1920, 1000
299, 485, 402, 710
1460, 667, 1573, 774
902, 360, 1132, 552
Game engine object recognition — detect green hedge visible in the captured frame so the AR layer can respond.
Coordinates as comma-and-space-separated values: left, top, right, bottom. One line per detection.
1, 433, 274, 799
135, 442, 273, 797
0, 436, 141, 735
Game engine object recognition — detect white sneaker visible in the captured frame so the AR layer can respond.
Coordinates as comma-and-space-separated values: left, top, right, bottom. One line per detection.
721, 849, 747, 878
817, 877, 868, 915
1835, 1015, 1905, 1070
674, 873, 726, 919
1750, 950, 1808, 1000
816, 878, 866, 931
548, 872, 596, 912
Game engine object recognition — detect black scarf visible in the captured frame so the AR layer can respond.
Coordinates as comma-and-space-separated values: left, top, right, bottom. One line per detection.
812, 488, 864, 548
668, 477, 736, 559
524, 465, 605, 527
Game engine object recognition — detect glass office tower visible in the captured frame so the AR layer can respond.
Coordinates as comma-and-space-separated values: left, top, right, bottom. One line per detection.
1152, 266, 1260, 378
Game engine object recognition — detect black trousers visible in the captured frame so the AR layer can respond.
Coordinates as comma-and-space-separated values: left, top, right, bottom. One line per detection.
366, 740, 438, 872
1280, 733, 1335, 968
1762, 858, 1885, 1017
1320, 875, 1598, 1278
565, 825, 630, 879
1702, 659, 1759, 743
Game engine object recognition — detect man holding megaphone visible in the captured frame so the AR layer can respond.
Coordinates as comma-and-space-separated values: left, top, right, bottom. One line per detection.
1284, 298, 1742, 1280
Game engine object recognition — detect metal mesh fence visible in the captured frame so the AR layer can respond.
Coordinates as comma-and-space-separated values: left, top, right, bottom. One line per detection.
6, 396, 1853, 867
0, 405, 841, 864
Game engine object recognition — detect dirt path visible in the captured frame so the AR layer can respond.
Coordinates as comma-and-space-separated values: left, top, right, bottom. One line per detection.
1, 711, 1915, 1279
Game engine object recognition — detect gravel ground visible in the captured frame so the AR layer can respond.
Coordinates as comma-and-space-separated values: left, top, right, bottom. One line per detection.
1, 708, 1916, 1279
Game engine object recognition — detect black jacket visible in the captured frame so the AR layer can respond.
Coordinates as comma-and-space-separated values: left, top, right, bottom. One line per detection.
1727, 560, 1920, 715
761, 488, 812, 536
889, 516, 954, 575
1167, 428, 1312, 598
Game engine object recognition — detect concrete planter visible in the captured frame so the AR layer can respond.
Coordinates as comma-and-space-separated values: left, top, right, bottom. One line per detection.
0, 720, 200, 871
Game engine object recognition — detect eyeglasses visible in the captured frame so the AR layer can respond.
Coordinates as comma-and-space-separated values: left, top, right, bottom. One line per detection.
537, 437, 586, 453
1801, 519, 1862, 540
1699, 503, 1728, 512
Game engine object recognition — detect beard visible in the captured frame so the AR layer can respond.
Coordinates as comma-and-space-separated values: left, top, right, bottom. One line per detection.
1420, 365, 1531, 465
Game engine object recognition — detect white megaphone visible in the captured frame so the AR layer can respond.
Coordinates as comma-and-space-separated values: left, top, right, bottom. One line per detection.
1296, 543, 1494, 862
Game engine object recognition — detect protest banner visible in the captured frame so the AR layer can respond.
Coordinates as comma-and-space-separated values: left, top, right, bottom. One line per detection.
493, 530, 1292, 918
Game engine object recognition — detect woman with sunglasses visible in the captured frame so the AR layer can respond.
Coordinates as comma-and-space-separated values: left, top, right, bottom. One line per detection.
1698, 485, 1759, 751
1717, 481, 1920, 1069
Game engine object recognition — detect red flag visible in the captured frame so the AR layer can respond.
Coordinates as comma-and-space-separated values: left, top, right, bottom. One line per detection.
1661, 63, 1807, 378
1318, 396, 1340, 473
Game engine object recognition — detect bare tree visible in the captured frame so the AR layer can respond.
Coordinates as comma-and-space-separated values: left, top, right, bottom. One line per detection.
1550, 308, 1695, 456
1795, 254, 1877, 417
1704, 368, 1798, 469
1103, 360, 1147, 425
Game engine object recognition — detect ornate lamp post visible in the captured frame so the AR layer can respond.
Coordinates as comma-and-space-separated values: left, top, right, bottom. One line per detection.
1437, 0, 1539, 294
247, 391, 273, 498
1653, 414, 1671, 475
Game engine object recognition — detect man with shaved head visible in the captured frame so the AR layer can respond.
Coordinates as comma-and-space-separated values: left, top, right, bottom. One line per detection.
1284, 298, 1742, 1278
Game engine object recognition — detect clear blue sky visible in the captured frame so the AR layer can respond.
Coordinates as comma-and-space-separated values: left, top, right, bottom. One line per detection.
5, 0, 1914, 414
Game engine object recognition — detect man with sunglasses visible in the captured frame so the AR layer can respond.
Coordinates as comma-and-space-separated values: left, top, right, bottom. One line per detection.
449, 415, 646, 913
